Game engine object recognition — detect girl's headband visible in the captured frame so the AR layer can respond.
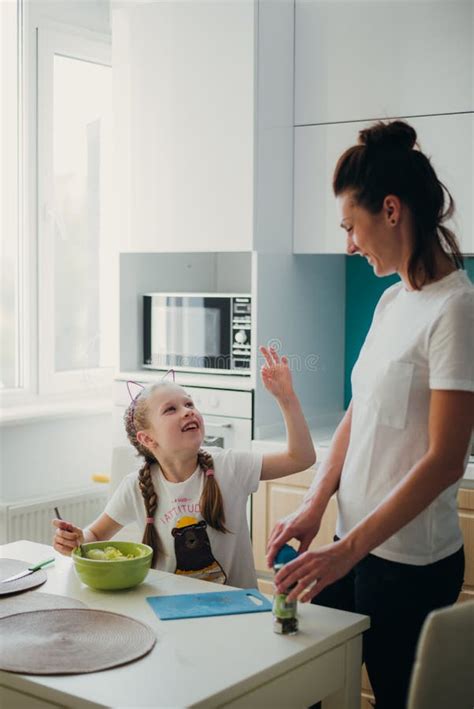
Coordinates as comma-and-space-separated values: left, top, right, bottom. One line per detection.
162, 369, 176, 383
126, 379, 145, 402
126, 370, 177, 424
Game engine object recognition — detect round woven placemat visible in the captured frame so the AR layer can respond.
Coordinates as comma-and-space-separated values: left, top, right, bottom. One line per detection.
0, 608, 156, 675
0, 559, 47, 596
0, 591, 87, 619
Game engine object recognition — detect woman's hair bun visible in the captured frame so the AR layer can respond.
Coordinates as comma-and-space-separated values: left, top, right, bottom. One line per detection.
359, 120, 417, 152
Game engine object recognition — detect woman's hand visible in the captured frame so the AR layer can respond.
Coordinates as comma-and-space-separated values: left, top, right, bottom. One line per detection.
266, 503, 322, 568
52, 518, 84, 556
274, 538, 357, 603
259, 345, 294, 402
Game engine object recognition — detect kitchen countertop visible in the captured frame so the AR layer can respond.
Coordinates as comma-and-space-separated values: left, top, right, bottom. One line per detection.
252, 426, 474, 490
0, 541, 369, 709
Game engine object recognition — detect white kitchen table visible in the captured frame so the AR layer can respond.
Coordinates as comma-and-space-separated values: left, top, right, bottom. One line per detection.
0, 541, 369, 709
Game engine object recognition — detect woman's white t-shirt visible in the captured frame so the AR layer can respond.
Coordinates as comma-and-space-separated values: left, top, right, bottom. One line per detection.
104, 447, 262, 588
337, 269, 474, 565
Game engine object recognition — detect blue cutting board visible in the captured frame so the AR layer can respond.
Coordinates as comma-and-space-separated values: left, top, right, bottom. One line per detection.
146, 588, 272, 620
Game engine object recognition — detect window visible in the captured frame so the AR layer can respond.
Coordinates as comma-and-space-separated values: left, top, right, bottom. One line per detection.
1, 11, 114, 406
37, 29, 114, 394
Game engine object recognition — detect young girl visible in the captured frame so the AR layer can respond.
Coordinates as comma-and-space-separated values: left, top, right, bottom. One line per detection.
53, 345, 316, 588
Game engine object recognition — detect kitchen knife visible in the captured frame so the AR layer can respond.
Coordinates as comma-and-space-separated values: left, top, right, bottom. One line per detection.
1, 558, 55, 584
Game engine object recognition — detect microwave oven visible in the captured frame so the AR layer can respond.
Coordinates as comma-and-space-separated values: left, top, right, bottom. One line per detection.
143, 292, 252, 375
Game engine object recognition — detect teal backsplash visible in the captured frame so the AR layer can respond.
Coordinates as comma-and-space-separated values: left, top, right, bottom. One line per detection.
344, 257, 474, 408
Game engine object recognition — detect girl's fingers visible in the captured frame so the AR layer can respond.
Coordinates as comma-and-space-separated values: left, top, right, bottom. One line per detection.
54, 539, 73, 554
260, 345, 286, 367
53, 519, 75, 533
54, 533, 76, 547
269, 346, 280, 364
56, 528, 78, 541
259, 346, 274, 368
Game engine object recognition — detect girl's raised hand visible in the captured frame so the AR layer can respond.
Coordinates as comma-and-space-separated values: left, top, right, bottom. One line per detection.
259, 345, 295, 402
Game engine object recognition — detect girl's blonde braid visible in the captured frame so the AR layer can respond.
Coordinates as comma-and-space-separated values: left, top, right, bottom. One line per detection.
123, 393, 162, 565
198, 449, 229, 533
138, 461, 162, 564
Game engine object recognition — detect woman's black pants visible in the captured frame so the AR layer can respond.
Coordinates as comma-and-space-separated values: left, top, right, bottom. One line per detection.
311, 543, 465, 709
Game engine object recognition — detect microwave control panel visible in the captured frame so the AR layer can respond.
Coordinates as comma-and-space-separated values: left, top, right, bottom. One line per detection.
231, 297, 252, 372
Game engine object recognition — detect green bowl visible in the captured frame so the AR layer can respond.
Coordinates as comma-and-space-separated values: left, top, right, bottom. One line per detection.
72, 541, 153, 591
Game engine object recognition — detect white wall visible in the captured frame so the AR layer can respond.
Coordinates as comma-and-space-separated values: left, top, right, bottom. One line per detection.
0, 413, 112, 502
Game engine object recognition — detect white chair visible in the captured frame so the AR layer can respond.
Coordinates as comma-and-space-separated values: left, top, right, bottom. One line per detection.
407, 600, 474, 709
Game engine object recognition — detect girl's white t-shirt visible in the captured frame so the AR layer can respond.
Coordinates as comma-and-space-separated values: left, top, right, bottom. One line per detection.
104, 447, 263, 588
337, 269, 474, 565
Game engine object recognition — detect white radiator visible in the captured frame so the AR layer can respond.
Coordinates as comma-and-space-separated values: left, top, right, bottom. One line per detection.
0, 487, 109, 545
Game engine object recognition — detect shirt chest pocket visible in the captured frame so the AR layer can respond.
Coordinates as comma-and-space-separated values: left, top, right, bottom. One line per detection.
353, 358, 415, 430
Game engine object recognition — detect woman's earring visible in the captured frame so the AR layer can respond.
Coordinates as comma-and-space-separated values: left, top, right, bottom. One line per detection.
391, 219, 397, 226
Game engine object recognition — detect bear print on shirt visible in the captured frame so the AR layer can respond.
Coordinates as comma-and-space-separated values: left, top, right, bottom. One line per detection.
172, 516, 227, 585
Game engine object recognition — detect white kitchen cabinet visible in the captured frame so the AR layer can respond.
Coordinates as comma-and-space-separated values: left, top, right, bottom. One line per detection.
412, 114, 474, 255
294, 113, 474, 254
294, 122, 348, 254
295, 0, 473, 126
112, 0, 294, 253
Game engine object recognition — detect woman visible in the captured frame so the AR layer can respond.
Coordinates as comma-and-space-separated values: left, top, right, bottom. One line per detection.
267, 120, 474, 709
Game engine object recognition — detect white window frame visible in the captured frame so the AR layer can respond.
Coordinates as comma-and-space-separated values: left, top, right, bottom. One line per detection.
0, 0, 31, 407
37, 26, 114, 396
